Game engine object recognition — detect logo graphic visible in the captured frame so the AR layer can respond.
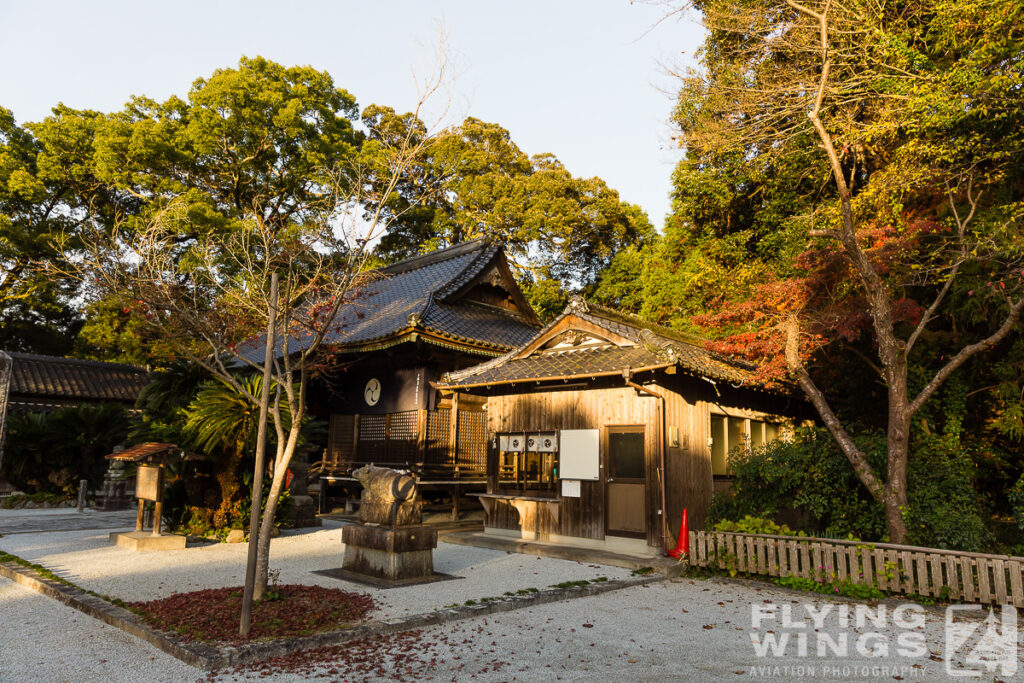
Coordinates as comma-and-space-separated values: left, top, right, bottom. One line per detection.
945, 605, 1018, 677
363, 378, 381, 406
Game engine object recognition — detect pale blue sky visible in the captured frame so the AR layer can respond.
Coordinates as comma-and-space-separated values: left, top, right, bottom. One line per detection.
0, 1, 705, 230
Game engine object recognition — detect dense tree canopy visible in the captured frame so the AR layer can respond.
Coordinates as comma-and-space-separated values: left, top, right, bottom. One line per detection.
597, 0, 1024, 543
364, 112, 654, 316
0, 108, 90, 354
1, 58, 650, 357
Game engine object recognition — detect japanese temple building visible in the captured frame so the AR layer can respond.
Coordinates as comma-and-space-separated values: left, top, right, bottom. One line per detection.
307, 239, 543, 507
0, 352, 149, 468
434, 297, 804, 555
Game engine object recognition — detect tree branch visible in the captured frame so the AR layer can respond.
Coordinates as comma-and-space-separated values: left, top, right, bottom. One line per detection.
785, 315, 886, 501
909, 295, 1024, 416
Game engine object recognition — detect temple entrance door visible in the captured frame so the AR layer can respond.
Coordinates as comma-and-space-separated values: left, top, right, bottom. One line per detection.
605, 427, 646, 538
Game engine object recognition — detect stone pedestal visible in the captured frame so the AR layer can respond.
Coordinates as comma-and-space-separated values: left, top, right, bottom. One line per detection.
342, 524, 437, 581
109, 530, 186, 551
284, 494, 322, 528
282, 450, 321, 528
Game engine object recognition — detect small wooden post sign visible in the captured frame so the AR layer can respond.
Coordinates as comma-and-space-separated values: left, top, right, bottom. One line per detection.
135, 464, 165, 536
104, 443, 186, 551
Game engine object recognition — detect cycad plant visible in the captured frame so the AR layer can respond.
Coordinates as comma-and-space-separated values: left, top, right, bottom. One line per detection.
183, 375, 294, 528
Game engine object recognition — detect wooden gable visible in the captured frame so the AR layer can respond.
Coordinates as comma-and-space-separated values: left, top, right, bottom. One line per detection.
439, 250, 542, 326
513, 314, 635, 360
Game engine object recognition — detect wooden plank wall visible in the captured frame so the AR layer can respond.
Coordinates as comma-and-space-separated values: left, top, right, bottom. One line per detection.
486, 381, 711, 546
661, 376, 714, 535
689, 530, 1024, 607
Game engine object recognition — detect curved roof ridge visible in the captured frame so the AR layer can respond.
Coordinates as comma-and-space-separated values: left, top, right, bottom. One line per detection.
377, 237, 490, 276
432, 240, 502, 302
580, 300, 709, 348
442, 308, 570, 383
4, 350, 148, 373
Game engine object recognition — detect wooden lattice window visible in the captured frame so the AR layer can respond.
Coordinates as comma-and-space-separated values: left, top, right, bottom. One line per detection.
326, 414, 354, 470
425, 408, 451, 465
358, 414, 386, 442
389, 411, 417, 440
388, 411, 419, 466
457, 411, 487, 476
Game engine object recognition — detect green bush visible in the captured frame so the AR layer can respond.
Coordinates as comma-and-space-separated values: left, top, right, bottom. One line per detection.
708, 426, 991, 551
775, 575, 884, 601
1008, 474, 1024, 531
713, 516, 803, 536
169, 473, 291, 540
1, 404, 129, 494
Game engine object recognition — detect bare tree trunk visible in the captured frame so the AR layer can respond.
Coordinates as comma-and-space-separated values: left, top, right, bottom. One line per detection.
252, 428, 300, 600
884, 364, 911, 544
239, 272, 277, 637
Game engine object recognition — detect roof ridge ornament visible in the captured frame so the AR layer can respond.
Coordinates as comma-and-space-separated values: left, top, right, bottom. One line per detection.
639, 328, 679, 363
566, 295, 589, 316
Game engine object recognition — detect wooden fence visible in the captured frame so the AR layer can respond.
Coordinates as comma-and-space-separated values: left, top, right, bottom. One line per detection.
688, 530, 1024, 607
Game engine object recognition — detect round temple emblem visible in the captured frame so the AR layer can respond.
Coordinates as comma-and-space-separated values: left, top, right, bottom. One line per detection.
364, 378, 381, 406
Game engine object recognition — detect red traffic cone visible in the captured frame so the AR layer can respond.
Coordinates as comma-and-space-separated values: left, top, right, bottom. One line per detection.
668, 509, 690, 559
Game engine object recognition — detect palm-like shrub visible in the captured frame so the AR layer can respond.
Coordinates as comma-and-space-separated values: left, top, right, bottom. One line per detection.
180, 375, 296, 530
2, 403, 129, 493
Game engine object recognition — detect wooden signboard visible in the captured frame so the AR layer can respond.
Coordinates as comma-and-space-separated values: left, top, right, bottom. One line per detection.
136, 465, 163, 502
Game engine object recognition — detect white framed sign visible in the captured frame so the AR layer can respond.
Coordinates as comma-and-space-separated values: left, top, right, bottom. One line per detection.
558, 429, 599, 480
561, 479, 581, 497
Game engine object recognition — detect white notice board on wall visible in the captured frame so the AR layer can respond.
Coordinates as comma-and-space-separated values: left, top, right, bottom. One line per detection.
558, 429, 600, 480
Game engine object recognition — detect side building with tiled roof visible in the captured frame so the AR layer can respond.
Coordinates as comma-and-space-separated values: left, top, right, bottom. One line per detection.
434, 296, 807, 554
304, 239, 543, 510
0, 352, 150, 467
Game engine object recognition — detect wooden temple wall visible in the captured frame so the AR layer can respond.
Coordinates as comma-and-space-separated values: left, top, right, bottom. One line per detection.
485, 381, 714, 547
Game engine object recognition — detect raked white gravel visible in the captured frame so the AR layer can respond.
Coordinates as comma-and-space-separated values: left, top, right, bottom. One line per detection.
0, 575, 200, 682
0, 520, 633, 619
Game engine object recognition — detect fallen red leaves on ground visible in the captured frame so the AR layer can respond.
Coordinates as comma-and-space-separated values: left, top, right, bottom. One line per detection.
128, 584, 375, 643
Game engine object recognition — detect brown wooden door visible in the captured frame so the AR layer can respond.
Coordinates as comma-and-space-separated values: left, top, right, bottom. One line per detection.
606, 427, 646, 538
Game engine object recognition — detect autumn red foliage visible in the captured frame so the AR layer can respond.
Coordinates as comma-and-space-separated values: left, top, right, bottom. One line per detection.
129, 585, 376, 643
693, 219, 942, 386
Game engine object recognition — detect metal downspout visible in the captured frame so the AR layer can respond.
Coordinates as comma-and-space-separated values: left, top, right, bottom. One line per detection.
623, 370, 671, 555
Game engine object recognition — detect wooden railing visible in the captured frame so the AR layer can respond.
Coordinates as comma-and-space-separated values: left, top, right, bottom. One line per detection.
688, 530, 1024, 607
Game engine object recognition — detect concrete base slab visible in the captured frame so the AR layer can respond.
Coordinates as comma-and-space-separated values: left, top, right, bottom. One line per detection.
312, 567, 459, 589
108, 531, 186, 551
444, 531, 684, 576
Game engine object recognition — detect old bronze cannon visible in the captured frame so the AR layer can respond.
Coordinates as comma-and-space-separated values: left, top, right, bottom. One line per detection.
341, 465, 438, 584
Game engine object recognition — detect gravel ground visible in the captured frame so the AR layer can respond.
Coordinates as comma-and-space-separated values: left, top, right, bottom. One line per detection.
4, 572, 981, 682
0, 575, 199, 682
2, 511, 1019, 681
0, 521, 633, 619
209, 577, 1014, 682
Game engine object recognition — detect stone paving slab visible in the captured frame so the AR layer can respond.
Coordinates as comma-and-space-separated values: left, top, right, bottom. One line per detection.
0, 508, 137, 535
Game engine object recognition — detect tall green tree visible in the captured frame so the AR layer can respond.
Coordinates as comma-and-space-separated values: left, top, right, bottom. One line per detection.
364, 112, 654, 307
63, 56, 451, 619
0, 107, 94, 353
659, 0, 1024, 543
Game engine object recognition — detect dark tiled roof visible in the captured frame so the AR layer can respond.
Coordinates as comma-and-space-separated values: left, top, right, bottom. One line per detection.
421, 301, 538, 350
106, 442, 179, 462
2, 352, 149, 403
246, 239, 540, 361
439, 297, 760, 388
